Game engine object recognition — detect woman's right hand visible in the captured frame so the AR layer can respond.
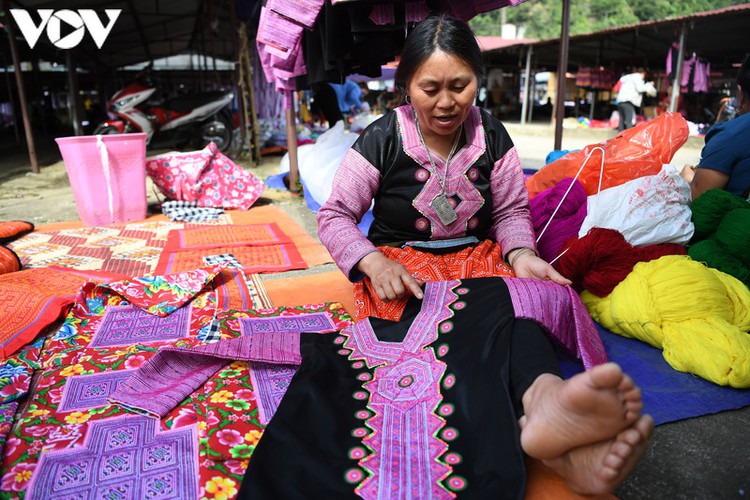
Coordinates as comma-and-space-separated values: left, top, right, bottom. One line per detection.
357, 252, 424, 302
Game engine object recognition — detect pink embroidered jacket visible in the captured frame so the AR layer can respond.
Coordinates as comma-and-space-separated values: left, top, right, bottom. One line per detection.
317, 105, 537, 280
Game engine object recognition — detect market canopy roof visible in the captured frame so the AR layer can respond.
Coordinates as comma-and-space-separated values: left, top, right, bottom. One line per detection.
483, 4, 750, 73
1, 0, 259, 71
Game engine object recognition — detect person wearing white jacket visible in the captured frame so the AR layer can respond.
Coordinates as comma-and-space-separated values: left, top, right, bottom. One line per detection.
616, 70, 657, 130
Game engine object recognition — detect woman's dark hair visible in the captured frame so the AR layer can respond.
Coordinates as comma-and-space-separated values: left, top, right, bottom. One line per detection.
395, 15, 485, 91
737, 54, 750, 100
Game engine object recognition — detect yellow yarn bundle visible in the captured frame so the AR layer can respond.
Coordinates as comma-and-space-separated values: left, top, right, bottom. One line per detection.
582, 255, 750, 388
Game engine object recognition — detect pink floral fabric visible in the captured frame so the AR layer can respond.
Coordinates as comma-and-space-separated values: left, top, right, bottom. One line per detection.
101, 266, 225, 317
146, 142, 265, 210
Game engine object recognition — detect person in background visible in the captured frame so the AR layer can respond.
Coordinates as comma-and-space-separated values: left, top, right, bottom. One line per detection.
615, 69, 657, 130
311, 81, 344, 127
681, 54, 750, 200
329, 78, 364, 116
317, 15, 652, 497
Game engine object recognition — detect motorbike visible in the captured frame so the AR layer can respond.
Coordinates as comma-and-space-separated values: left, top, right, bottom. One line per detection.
94, 71, 235, 152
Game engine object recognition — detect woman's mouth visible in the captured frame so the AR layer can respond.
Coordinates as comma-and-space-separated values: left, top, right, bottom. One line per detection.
434, 115, 456, 125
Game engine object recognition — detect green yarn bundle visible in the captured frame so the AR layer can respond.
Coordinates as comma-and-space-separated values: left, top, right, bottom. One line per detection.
689, 189, 750, 287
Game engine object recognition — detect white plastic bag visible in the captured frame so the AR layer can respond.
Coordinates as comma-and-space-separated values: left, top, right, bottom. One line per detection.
280, 121, 359, 206
578, 164, 694, 246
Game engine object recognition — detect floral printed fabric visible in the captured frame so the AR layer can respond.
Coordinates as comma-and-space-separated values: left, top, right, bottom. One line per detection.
0, 264, 354, 500
0, 337, 43, 405
100, 265, 225, 317
146, 142, 265, 210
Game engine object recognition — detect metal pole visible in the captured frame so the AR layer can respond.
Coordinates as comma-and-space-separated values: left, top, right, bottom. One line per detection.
669, 24, 687, 114
554, 0, 571, 151
4, 0, 39, 173
521, 46, 533, 125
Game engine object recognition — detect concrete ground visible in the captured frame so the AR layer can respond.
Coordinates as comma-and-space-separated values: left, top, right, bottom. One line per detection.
0, 124, 748, 499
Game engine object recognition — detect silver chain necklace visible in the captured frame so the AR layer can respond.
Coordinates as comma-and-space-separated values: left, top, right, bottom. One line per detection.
414, 114, 462, 225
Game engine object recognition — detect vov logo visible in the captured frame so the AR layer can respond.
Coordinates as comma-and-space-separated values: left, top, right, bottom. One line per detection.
10, 9, 121, 49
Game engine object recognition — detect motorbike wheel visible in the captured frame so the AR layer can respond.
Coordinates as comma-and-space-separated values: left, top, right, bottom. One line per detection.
200, 112, 233, 153
93, 125, 120, 135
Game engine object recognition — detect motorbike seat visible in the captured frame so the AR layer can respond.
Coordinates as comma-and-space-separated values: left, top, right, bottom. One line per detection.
163, 91, 229, 114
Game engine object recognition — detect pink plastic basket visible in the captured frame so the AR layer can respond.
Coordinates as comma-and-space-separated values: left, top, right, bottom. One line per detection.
56, 133, 147, 226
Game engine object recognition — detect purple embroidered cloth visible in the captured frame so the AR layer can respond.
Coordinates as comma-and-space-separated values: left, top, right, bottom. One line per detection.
26, 415, 199, 500
109, 334, 301, 418
111, 279, 605, 423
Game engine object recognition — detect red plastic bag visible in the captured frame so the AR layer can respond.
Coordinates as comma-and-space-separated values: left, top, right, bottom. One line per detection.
526, 112, 689, 198
146, 142, 265, 210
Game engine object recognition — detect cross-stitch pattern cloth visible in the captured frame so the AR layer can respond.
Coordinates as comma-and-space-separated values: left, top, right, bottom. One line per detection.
0, 266, 274, 499
164, 223, 292, 252
0, 267, 125, 359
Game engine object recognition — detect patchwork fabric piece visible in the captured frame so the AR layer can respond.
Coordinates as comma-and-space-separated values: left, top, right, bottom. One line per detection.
155, 243, 307, 275
0, 221, 34, 244
110, 335, 303, 418
213, 270, 271, 313
8, 221, 186, 276
59, 370, 136, 412
91, 305, 192, 348
0, 268, 114, 359
2, 274, 274, 499
162, 200, 224, 223
101, 266, 223, 317
26, 415, 199, 500
0, 246, 21, 275
203, 253, 243, 269
164, 223, 292, 252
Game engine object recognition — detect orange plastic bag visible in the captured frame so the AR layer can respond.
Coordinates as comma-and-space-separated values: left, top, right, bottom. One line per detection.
526, 112, 689, 198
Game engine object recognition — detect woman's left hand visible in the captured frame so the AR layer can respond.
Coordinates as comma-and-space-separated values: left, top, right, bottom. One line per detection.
512, 252, 572, 285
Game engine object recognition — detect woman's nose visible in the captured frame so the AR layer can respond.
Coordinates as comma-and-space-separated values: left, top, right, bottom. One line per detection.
436, 91, 455, 109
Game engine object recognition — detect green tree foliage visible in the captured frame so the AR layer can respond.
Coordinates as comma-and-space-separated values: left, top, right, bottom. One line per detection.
470, 0, 748, 39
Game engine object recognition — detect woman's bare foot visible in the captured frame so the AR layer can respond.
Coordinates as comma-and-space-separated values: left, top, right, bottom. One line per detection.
519, 363, 643, 459
543, 414, 654, 495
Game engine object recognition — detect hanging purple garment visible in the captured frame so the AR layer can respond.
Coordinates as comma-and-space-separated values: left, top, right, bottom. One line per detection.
406, 1, 431, 23
270, 0, 324, 28
369, 5, 395, 25
253, 45, 284, 120
680, 54, 697, 88
693, 60, 710, 93
443, 0, 529, 21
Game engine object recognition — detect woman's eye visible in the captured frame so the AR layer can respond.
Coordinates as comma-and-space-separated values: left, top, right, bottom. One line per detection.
451, 86, 467, 92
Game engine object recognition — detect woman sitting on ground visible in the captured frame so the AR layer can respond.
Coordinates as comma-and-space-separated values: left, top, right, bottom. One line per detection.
317, 14, 652, 496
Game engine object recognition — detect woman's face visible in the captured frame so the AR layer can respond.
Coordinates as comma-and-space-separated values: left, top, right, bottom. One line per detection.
406, 49, 478, 140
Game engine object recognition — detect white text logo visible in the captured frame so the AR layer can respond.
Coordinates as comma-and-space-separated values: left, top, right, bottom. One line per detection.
10, 9, 121, 49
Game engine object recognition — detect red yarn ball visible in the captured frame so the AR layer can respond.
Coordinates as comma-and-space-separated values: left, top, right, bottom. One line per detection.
556, 228, 687, 297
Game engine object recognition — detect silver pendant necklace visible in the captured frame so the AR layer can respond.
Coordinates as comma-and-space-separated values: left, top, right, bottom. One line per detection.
415, 114, 462, 226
